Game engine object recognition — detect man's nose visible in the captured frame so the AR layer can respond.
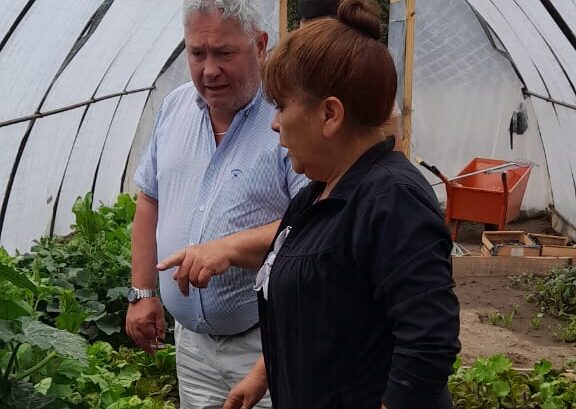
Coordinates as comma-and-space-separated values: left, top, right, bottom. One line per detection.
203, 55, 221, 79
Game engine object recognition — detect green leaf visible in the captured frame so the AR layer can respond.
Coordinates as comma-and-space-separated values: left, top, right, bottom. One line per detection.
53, 359, 84, 380
107, 287, 128, 302
533, 359, 553, 377
56, 312, 89, 334
17, 318, 87, 365
82, 374, 110, 391
0, 299, 34, 320
55, 290, 89, 332
94, 312, 122, 336
491, 380, 511, 398
115, 366, 141, 388
34, 378, 52, 395
489, 355, 512, 374
0, 319, 22, 342
72, 193, 105, 243
75, 289, 99, 302
46, 383, 74, 399
0, 262, 38, 295
87, 341, 114, 362
542, 398, 561, 409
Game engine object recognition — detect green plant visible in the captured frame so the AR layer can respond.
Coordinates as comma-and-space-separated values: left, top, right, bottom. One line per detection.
531, 266, 576, 344
68, 341, 178, 408
554, 316, 576, 343
1, 256, 178, 408
509, 273, 541, 290
530, 313, 544, 331
11, 194, 137, 347
533, 266, 576, 318
449, 355, 576, 408
488, 305, 518, 328
0, 258, 88, 408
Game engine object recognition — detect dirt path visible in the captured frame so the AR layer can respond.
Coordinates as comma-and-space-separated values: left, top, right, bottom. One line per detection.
458, 309, 575, 368
454, 217, 576, 368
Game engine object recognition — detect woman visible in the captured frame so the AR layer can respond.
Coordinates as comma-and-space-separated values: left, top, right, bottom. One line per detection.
226, 1, 460, 408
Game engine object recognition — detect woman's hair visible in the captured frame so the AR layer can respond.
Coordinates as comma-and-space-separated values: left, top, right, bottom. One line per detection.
182, 0, 263, 34
263, 0, 397, 128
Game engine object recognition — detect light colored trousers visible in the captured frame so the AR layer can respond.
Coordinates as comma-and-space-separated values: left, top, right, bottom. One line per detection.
175, 321, 272, 409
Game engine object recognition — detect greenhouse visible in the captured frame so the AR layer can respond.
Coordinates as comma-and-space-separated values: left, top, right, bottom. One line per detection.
2, 0, 576, 408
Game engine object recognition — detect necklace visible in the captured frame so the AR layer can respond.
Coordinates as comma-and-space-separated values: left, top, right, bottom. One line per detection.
214, 130, 228, 136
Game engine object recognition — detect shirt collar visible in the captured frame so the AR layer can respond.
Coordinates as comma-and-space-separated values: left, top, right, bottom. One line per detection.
328, 136, 396, 201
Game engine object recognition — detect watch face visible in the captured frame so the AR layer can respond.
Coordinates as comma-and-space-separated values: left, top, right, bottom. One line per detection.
127, 288, 138, 303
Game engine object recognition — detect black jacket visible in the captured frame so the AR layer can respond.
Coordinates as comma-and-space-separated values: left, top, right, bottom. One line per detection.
258, 140, 460, 409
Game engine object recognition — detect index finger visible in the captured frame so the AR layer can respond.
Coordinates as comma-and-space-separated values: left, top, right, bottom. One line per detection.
157, 250, 185, 270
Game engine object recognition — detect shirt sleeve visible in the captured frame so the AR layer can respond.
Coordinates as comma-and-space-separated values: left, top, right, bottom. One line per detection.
133, 103, 165, 200
353, 184, 460, 409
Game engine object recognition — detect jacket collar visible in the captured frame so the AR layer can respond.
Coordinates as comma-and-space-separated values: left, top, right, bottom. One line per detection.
326, 136, 396, 201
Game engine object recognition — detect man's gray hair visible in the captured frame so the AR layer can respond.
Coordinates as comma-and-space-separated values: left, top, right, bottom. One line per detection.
183, 0, 263, 34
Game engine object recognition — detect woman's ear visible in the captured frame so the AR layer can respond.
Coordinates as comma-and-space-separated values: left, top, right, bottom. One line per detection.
321, 96, 345, 139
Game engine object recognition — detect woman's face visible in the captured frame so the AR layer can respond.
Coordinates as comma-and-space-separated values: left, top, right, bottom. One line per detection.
271, 95, 328, 179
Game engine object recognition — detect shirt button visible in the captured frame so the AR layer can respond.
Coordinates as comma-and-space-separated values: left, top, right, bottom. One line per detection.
199, 206, 205, 212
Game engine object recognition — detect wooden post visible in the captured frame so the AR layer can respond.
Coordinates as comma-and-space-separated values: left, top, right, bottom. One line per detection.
402, 0, 415, 158
280, 0, 288, 39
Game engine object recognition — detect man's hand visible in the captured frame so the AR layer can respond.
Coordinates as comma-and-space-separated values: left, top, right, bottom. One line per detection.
157, 221, 280, 295
157, 240, 233, 294
125, 297, 165, 355
223, 358, 268, 409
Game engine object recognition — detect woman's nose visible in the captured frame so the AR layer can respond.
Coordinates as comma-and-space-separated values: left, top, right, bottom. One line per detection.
271, 111, 280, 133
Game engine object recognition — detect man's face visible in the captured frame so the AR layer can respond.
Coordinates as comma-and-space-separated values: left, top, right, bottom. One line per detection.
185, 12, 267, 114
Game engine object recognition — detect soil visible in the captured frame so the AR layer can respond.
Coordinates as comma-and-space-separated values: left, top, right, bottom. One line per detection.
453, 216, 576, 369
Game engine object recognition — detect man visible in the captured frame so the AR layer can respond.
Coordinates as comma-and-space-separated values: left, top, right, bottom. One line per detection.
299, 0, 404, 151
125, 1, 306, 408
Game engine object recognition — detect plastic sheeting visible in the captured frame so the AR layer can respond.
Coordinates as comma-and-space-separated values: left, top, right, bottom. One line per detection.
389, 0, 576, 232
0, 0, 28, 42
0, 0, 280, 253
0, 0, 103, 252
469, 0, 576, 229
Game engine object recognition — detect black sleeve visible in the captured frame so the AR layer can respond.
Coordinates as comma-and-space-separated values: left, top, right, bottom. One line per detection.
353, 183, 461, 409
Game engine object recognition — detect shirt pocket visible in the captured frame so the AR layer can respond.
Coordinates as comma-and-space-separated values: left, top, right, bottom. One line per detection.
219, 165, 289, 226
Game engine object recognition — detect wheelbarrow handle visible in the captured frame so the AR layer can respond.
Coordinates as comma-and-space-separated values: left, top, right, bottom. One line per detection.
415, 156, 450, 185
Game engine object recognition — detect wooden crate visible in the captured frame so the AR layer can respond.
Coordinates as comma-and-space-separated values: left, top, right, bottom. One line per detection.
528, 233, 569, 246
540, 245, 576, 257
481, 231, 541, 257
452, 255, 572, 277
528, 233, 574, 257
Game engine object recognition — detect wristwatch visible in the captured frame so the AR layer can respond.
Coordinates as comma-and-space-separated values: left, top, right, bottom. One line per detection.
127, 287, 158, 304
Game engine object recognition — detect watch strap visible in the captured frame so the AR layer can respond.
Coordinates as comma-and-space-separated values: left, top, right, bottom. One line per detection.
134, 287, 158, 299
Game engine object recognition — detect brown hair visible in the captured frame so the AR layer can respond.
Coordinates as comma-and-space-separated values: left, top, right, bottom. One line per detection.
263, 0, 397, 128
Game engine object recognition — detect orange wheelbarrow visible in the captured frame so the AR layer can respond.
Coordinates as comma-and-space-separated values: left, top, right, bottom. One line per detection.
417, 157, 533, 241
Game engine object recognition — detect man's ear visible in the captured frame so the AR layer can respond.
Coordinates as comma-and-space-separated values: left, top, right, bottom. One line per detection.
321, 96, 345, 138
255, 31, 268, 61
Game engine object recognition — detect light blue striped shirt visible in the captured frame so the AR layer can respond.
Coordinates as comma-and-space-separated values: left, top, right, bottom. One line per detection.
134, 82, 307, 335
